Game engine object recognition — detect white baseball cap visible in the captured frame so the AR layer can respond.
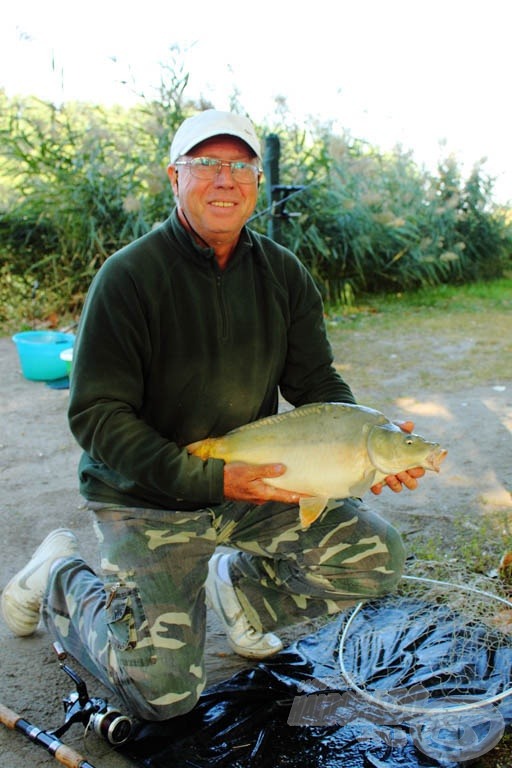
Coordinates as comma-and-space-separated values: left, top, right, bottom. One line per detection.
169, 109, 262, 163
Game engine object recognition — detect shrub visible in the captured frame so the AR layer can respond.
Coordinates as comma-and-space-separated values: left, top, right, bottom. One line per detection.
0, 74, 510, 325
265, 129, 511, 301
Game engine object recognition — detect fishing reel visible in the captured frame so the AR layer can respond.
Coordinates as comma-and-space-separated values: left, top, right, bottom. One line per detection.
50, 642, 133, 746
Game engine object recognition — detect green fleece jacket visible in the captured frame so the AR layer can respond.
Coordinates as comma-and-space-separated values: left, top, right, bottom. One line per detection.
68, 209, 355, 510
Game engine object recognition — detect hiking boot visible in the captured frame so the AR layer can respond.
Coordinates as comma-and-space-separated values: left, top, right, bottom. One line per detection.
1, 528, 78, 636
205, 552, 283, 659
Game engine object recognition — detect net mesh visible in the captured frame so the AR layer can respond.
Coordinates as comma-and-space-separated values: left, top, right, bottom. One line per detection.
338, 573, 512, 715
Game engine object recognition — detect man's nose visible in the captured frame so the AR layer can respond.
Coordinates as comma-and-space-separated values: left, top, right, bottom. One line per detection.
214, 163, 235, 184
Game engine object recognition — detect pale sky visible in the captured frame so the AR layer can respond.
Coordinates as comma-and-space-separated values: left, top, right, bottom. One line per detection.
1, 0, 511, 204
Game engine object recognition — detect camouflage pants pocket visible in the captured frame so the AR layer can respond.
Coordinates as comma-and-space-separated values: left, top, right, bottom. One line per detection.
104, 580, 156, 668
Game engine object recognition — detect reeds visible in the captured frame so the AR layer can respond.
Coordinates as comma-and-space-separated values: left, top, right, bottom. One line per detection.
1, 83, 510, 326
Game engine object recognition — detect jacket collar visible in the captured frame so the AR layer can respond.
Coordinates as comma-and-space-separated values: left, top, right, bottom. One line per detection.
167, 207, 254, 269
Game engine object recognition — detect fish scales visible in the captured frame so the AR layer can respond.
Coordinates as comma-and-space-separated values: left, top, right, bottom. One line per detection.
186, 402, 447, 528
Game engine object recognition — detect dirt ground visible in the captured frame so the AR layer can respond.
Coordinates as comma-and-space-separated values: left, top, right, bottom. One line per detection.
0, 326, 511, 767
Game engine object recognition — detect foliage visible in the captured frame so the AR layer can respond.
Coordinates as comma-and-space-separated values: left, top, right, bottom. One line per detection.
0, 52, 196, 316
0, 56, 511, 326
264, 129, 512, 302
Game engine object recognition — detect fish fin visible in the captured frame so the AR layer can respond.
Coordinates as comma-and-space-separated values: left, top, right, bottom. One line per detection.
299, 497, 329, 529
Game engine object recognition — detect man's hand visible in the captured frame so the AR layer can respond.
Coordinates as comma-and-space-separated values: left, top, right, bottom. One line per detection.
223, 461, 306, 505
370, 420, 426, 495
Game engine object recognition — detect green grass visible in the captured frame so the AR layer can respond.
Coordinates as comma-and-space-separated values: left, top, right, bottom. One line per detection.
330, 276, 512, 315
404, 509, 512, 577
324, 278, 512, 404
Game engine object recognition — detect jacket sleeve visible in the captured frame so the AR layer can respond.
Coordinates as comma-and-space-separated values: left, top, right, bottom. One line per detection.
67, 253, 225, 507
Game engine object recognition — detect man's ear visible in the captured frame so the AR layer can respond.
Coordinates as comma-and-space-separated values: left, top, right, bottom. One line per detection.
167, 164, 179, 197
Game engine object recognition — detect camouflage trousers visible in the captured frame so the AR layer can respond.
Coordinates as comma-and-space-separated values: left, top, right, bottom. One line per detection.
42, 498, 405, 722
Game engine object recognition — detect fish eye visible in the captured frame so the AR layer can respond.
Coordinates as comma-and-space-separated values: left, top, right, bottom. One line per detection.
405, 438, 413, 445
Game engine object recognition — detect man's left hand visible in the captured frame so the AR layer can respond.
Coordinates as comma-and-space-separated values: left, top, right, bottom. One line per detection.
370, 420, 426, 495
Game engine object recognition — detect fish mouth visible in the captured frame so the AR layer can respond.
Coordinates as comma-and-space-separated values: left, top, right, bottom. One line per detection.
425, 447, 448, 472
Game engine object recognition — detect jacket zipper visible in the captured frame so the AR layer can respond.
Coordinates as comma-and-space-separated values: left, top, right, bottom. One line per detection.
215, 273, 228, 341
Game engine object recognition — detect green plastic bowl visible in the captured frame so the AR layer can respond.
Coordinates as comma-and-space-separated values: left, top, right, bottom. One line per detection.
59, 346, 74, 375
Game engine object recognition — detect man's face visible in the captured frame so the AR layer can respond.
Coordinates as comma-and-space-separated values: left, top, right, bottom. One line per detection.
168, 136, 261, 249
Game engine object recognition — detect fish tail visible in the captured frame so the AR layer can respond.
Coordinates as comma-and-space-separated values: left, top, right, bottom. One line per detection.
186, 438, 216, 459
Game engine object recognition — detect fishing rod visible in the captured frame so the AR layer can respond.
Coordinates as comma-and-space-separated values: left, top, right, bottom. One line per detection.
0, 642, 133, 767
0, 701, 97, 768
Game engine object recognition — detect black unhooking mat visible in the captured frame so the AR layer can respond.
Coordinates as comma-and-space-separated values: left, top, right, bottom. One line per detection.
118, 597, 512, 768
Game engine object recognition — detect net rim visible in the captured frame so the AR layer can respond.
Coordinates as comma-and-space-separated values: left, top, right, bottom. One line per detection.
338, 573, 512, 715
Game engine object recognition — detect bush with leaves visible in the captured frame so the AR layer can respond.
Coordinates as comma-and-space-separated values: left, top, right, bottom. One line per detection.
268, 128, 511, 302
0, 56, 194, 316
0, 71, 510, 328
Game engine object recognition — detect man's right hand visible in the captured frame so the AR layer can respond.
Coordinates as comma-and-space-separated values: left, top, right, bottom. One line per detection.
223, 461, 306, 505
